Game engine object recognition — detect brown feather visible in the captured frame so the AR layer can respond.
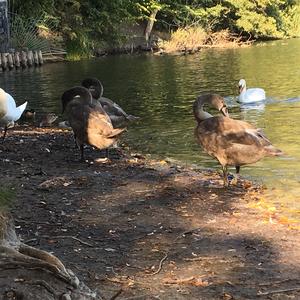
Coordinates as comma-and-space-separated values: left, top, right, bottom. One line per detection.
62, 87, 124, 158
193, 94, 282, 186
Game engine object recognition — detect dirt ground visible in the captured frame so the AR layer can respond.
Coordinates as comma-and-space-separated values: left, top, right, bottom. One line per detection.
1, 126, 300, 300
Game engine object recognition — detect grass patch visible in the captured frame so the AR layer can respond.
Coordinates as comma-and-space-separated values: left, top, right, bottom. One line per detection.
158, 27, 252, 54
158, 26, 207, 54
206, 30, 252, 48
65, 31, 94, 61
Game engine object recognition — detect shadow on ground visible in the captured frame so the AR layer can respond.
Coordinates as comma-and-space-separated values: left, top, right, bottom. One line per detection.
1, 127, 300, 299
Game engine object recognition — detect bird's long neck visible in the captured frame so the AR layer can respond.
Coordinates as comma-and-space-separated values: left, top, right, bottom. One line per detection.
62, 86, 92, 113
193, 100, 213, 122
82, 78, 103, 100
239, 84, 246, 94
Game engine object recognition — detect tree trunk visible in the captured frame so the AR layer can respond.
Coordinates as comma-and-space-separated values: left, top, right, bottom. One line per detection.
144, 8, 159, 44
0, 213, 101, 300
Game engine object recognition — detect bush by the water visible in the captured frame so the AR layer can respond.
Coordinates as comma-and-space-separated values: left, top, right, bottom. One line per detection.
158, 27, 251, 53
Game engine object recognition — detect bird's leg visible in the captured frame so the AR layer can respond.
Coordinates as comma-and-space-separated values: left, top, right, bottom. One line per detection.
80, 144, 84, 162
230, 165, 240, 185
222, 165, 229, 187
73, 133, 77, 148
105, 148, 109, 159
2, 126, 8, 142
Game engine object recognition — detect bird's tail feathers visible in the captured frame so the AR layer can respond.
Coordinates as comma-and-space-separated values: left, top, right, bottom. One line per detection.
107, 127, 126, 138
126, 114, 140, 122
264, 145, 284, 156
15, 101, 28, 120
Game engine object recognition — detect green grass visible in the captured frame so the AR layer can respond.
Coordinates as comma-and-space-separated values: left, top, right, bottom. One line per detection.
0, 188, 15, 211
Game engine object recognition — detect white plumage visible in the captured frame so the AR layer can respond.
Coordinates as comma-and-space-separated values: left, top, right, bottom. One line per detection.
238, 79, 266, 103
0, 88, 27, 139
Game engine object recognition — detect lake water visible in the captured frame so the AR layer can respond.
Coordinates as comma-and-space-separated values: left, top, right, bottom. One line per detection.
1, 39, 300, 223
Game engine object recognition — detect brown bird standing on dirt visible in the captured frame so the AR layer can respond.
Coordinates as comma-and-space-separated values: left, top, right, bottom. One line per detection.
62, 86, 125, 161
193, 93, 283, 186
81, 77, 139, 128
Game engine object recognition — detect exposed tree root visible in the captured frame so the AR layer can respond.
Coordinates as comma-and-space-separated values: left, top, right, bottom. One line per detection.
0, 213, 101, 300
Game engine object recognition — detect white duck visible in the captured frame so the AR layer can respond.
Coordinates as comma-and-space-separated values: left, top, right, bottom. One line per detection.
0, 88, 27, 140
238, 79, 266, 103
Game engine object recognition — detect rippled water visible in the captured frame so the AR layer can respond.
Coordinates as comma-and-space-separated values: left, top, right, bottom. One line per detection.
1, 39, 300, 221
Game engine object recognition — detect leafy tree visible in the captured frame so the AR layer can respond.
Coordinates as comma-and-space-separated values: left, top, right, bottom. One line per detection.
10, 0, 300, 57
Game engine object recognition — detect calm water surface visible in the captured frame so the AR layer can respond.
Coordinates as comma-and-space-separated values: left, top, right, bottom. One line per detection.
1, 39, 300, 221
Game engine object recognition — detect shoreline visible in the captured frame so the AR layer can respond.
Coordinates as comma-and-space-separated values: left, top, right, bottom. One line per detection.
1, 126, 300, 299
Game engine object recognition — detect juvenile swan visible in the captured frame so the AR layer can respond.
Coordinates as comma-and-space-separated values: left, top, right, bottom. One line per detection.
81, 77, 139, 128
0, 88, 27, 140
62, 86, 125, 161
193, 93, 282, 186
238, 79, 266, 103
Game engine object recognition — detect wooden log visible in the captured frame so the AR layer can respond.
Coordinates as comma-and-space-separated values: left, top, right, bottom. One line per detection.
33, 50, 39, 66
27, 50, 33, 67
7, 53, 14, 70
38, 50, 43, 65
1, 53, 8, 71
20, 51, 28, 68
14, 52, 21, 68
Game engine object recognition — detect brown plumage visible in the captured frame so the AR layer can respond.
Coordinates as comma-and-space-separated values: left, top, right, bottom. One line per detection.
62, 86, 125, 161
81, 77, 139, 128
193, 94, 283, 186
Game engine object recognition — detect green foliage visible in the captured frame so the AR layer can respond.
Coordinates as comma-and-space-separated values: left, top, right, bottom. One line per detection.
10, 0, 300, 57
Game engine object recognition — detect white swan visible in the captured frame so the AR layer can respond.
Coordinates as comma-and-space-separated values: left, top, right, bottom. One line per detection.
0, 88, 27, 140
238, 79, 266, 103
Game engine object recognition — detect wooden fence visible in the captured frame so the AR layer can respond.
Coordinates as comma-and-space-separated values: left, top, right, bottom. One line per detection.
0, 50, 43, 71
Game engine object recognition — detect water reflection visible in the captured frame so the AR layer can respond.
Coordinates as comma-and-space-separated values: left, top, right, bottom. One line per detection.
0, 38, 300, 221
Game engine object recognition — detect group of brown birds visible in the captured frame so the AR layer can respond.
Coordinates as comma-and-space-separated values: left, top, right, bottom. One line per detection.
61, 79, 282, 187
61, 78, 139, 161
0, 76, 282, 187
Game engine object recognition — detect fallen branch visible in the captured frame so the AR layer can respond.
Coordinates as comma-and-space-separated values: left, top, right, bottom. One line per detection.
122, 294, 151, 300
24, 280, 57, 296
41, 235, 93, 247
258, 278, 298, 286
184, 256, 216, 262
258, 286, 300, 296
146, 253, 168, 276
109, 288, 123, 300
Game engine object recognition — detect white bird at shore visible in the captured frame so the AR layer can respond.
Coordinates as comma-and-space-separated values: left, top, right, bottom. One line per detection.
0, 88, 27, 140
238, 79, 266, 103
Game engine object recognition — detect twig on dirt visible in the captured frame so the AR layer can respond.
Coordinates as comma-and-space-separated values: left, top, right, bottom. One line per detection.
257, 286, 300, 296
24, 238, 38, 244
146, 252, 168, 276
41, 235, 93, 247
184, 256, 216, 262
179, 227, 203, 237
258, 278, 299, 286
15, 218, 51, 225
122, 294, 151, 300
109, 288, 123, 300
24, 280, 56, 296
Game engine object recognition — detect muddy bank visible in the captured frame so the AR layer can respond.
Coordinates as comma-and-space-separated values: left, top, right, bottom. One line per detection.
1, 126, 300, 299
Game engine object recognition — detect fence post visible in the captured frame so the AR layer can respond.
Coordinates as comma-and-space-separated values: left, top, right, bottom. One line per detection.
14, 52, 20, 68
